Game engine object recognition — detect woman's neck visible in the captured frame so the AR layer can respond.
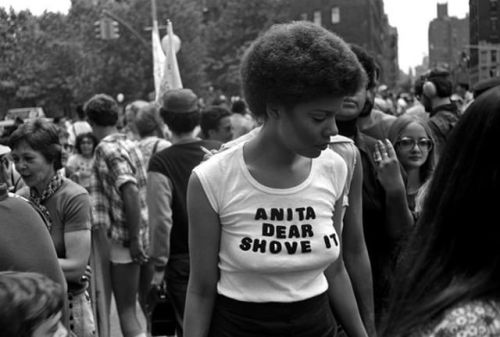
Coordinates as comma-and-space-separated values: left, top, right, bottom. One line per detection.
406, 168, 422, 194
33, 170, 57, 194
245, 125, 308, 168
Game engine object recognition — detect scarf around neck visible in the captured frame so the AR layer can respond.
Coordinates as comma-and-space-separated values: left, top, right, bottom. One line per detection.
29, 173, 64, 231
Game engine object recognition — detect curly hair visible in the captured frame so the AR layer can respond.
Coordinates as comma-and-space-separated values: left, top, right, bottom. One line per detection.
160, 108, 200, 135
0, 271, 64, 337
9, 118, 63, 170
84, 93, 119, 127
200, 106, 232, 138
74, 132, 98, 156
240, 21, 365, 119
349, 43, 379, 90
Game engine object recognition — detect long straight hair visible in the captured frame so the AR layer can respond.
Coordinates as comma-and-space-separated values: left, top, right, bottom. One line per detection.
387, 114, 436, 185
381, 87, 500, 336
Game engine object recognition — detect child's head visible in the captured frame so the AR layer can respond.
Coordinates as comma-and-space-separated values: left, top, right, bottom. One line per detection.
74, 132, 98, 158
0, 271, 67, 337
240, 20, 365, 121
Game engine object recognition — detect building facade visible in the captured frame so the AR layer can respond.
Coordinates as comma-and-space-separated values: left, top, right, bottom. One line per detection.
469, 0, 500, 85
428, 3, 469, 85
289, 0, 399, 88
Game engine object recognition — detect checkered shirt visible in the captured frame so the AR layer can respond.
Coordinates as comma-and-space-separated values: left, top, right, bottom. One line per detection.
89, 133, 149, 249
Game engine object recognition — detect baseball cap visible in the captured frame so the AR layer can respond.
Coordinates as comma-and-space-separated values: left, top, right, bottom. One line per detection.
160, 89, 199, 113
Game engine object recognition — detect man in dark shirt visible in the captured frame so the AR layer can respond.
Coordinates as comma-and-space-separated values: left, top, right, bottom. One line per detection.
147, 88, 221, 337
336, 44, 396, 329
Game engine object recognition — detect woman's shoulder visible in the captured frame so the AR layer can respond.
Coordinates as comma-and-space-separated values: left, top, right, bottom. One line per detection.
422, 299, 500, 337
316, 148, 347, 171
59, 178, 89, 199
195, 142, 242, 174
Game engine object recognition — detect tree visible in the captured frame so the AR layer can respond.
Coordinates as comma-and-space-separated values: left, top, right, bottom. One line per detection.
202, 0, 291, 98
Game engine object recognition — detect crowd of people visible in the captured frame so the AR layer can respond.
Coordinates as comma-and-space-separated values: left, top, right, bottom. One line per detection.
1, 20, 500, 337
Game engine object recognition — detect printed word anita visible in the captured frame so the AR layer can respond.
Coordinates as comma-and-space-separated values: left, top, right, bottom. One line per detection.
254, 207, 316, 221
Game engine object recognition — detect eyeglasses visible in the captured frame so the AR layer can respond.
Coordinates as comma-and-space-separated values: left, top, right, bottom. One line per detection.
395, 137, 433, 151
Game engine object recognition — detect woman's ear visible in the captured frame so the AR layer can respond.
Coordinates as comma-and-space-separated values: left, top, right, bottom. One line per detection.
266, 103, 280, 120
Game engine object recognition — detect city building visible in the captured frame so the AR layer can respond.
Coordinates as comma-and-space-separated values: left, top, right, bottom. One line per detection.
469, 0, 500, 85
289, 0, 399, 88
428, 3, 469, 85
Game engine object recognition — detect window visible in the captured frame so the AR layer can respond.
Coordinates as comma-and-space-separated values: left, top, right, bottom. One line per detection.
491, 0, 498, 11
491, 17, 498, 33
331, 7, 340, 24
313, 10, 322, 26
481, 50, 488, 64
492, 50, 497, 64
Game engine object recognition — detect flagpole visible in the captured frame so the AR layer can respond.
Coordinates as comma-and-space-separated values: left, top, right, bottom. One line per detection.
151, 0, 158, 24
151, 0, 165, 101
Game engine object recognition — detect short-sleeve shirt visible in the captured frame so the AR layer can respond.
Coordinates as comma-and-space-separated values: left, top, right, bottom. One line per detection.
67, 154, 94, 190
90, 133, 148, 248
193, 143, 347, 302
43, 178, 91, 258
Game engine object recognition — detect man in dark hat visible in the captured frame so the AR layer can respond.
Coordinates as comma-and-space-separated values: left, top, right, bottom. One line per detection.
147, 88, 222, 337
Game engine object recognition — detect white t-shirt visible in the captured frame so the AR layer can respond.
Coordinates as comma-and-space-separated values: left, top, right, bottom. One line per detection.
193, 143, 346, 302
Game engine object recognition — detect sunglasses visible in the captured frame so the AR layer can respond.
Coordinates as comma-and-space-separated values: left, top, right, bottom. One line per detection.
395, 137, 433, 151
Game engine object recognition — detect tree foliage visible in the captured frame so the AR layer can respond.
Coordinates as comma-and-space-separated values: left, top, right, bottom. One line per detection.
203, 0, 291, 97
0, 0, 290, 117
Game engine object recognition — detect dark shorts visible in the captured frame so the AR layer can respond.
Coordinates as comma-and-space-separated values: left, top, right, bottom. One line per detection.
208, 292, 337, 337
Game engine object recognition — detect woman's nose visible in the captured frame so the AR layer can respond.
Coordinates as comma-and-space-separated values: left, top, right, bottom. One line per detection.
324, 117, 338, 137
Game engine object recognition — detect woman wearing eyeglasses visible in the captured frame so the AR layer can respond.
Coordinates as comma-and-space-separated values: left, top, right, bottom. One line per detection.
373, 114, 435, 227
371, 114, 436, 290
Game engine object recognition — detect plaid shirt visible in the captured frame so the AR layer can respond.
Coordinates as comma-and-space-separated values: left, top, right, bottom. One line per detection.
89, 133, 148, 248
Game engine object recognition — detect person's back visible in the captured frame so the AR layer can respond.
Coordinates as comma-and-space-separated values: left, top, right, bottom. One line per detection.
148, 88, 222, 337
86, 93, 149, 337
134, 102, 172, 167
381, 86, 500, 337
0, 183, 68, 326
149, 139, 221, 258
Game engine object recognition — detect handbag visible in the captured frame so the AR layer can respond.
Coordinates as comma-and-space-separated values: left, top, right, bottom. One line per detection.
149, 281, 177, 337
